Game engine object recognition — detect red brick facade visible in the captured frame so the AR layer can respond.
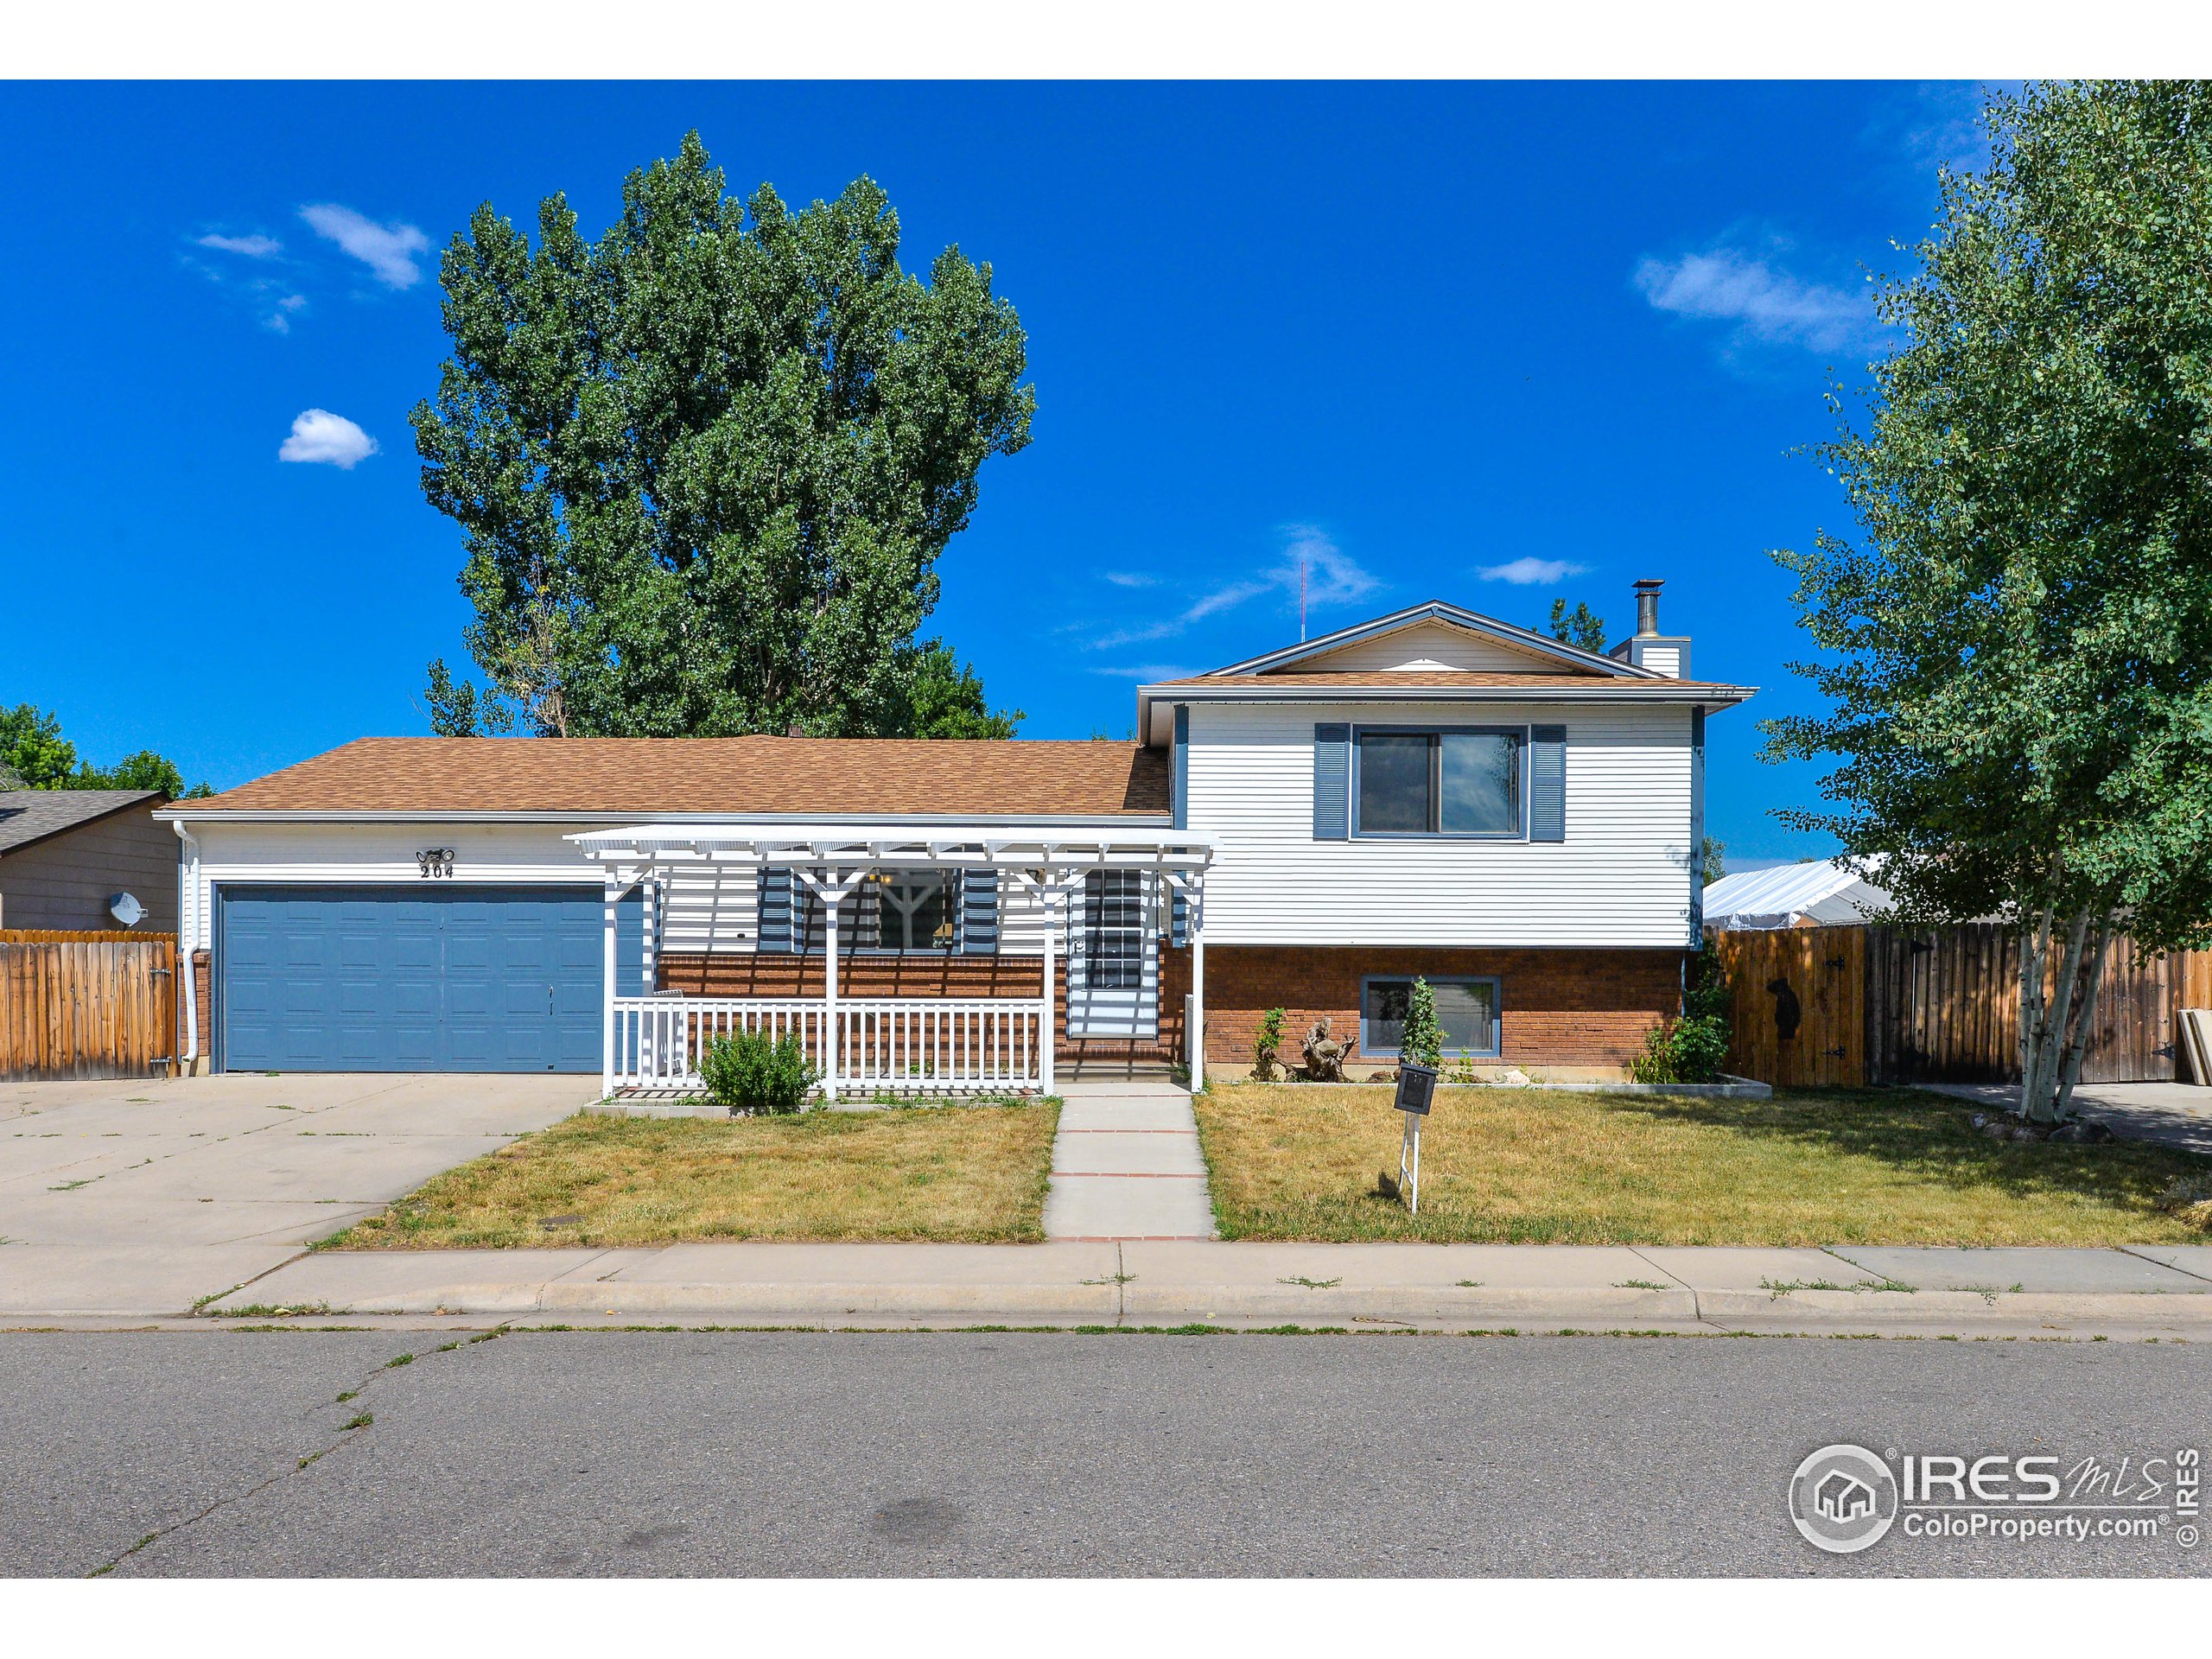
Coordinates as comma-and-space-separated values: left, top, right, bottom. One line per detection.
658, 943, 1675, 1074
1192, 944, 1684, 1073
658, 947, 1191, 1068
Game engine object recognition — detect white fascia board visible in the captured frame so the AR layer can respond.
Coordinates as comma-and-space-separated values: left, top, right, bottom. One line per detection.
154, 808, 1172, 828
1140, 680, 1755, 712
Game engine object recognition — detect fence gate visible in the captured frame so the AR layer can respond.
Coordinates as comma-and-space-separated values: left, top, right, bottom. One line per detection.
1718, 921, 2212, 1088
0, 931, 178, 1082
1713, 925, 1866, 1087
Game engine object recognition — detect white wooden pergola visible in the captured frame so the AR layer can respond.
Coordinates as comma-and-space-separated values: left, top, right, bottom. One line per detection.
569, 824, 1215, 1101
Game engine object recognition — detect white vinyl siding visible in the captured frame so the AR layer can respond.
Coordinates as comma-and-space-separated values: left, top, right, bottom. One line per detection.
1294, 620, 1579, 675
1184, 699, 1694, 947
1639, 644, 1681, 677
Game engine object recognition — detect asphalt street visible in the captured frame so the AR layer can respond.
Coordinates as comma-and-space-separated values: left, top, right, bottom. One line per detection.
2, 1330, 2204, 1577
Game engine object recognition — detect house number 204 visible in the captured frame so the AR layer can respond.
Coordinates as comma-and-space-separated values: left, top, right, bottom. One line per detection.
416, 849, 456, 879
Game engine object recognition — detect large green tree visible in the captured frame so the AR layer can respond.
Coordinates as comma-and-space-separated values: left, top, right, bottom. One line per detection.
414, 133, 1033, 739
1766, 80, 2212, 1122
0, 702, 211, 796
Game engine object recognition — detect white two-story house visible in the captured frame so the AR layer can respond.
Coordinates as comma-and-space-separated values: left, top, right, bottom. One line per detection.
159, 587, 1750, 1092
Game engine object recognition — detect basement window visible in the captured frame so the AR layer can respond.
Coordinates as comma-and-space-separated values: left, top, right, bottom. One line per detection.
1359, 976, 1502, 1058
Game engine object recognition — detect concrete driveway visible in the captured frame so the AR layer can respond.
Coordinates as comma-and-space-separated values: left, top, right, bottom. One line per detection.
1918, 1080, 2212, 1156
0, 1073, 594, 1317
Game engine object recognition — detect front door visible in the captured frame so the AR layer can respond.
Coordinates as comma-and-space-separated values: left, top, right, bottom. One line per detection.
1065, 869, 1158, 1039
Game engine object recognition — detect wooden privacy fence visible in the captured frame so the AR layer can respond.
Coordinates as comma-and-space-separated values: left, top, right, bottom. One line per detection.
0, 931, 178, 1082
1713, 923, 2212, 1089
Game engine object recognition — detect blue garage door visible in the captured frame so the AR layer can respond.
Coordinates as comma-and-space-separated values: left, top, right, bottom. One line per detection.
218, 886, 644, 1073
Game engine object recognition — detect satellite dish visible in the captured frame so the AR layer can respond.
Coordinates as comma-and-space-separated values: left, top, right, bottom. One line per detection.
109, 892, 145, 928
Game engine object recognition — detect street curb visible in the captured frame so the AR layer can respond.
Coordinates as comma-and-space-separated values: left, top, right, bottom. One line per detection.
168, 1281, 2212, 1331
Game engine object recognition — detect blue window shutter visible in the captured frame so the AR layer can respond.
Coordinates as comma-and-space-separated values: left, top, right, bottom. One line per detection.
1313, 722, 1351, 840
1529, 725, 1567, 842
1688, 707, 1707, 940
1172, 705, 1189, 830
1170, 883, 1188, 948
961, 868, 1000, 955
755, 866, 792, 952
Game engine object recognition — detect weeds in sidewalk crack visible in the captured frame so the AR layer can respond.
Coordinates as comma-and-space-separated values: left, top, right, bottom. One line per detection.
1278, 1275, 1342, 1290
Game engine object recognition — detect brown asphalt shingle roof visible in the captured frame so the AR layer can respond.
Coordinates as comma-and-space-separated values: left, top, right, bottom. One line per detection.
184, 738, 1171, 817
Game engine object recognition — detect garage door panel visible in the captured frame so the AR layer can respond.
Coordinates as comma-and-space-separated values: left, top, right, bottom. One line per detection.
219, 885, 641, 1074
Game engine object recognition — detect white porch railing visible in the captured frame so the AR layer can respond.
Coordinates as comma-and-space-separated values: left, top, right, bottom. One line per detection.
611, 995, 1045, 1096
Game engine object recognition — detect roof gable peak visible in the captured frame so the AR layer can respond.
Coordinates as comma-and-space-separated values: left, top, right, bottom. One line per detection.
1205, 600, 1644, 679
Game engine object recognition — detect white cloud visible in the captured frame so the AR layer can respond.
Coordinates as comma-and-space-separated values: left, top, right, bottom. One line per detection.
1275, 524, 1380, 609
1100, 571, 1159, 588
1085, 525, 1382, 652
300, 203, 430, 289
1478, 556, 1586, 586
198, 232, 283, 257
278, 409, 378, 469
1086, 664, 1195, 680
1634, 246, 1874, 354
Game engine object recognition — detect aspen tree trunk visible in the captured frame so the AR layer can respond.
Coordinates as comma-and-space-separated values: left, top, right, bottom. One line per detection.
2018, 907, 2114, 1122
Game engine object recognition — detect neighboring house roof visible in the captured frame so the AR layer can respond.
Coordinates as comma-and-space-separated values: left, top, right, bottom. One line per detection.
166, 738, 1171, 819
1705, 860, 1894, 930
0, 790, 166, 856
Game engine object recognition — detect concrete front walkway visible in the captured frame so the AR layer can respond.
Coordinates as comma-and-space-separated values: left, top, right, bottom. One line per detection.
0, 1072, 594, 1316
1040, 1078, 1216, 1241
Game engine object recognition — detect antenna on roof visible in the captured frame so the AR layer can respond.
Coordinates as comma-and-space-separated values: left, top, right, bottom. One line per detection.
1300, 556, 1307, 642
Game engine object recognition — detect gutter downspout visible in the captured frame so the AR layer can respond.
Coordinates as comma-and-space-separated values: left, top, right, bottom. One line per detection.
172, 818, 200, 1076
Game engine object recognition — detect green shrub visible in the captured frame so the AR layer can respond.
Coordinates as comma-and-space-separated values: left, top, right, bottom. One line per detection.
1255, 1007, 1286, 1074
1400, 977, 1443, 1071
1629, 944, 1734, 1084
700, 1027, 817, 1113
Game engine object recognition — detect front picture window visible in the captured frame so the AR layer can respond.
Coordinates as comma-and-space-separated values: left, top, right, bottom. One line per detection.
1355, 728, 1522, 836
801, 870, 957, 952
874, 871, 957, 951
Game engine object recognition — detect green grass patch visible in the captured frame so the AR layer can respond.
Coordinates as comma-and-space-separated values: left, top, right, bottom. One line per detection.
1193, 1083, 2210, 1245
323, 1101, 1060, 1249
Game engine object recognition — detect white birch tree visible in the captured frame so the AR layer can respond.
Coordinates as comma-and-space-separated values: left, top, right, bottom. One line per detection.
1767, 80, 2212, 1122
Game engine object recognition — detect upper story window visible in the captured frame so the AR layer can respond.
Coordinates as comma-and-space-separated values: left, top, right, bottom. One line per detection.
1354, 727, 1524, 837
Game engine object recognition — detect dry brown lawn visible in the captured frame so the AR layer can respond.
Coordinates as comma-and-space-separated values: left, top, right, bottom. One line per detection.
1192, 1083, 2210, 1246
325, 1101, 1059, 1249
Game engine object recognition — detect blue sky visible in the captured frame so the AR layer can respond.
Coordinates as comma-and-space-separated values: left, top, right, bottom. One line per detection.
0, 80, 1992, 860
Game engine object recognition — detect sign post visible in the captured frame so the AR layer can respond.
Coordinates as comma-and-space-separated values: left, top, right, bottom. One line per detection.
1392, 1063, 1437, 1216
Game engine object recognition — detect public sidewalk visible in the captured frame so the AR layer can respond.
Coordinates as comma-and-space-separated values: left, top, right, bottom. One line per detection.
11, 1239, 2209, 1339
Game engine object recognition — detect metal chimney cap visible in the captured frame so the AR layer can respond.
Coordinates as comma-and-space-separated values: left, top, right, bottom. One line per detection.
1633, 578, 1664, 637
